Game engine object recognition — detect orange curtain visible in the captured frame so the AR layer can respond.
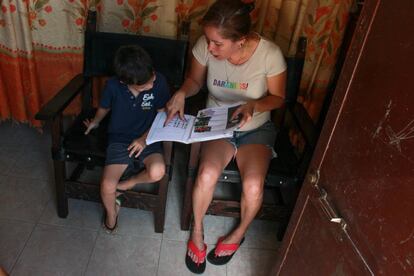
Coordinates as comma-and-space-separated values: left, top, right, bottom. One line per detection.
0, 0, 102, 126
299, 0, 354, 122
0, 0, 354, 126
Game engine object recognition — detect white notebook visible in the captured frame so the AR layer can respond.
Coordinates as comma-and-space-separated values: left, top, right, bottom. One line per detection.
146, 105, 241, 145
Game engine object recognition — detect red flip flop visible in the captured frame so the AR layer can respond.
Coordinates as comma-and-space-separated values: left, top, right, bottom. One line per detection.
207, 236, 245, 265
185, 239, 207, 274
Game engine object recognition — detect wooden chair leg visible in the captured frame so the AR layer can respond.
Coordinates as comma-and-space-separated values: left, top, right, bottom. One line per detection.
180, 175, 194, 230
54, 160, 68, 218
276, 184, 300, 241
154, 174, 169, 233
180, 143, 200, 231
50, 116, 68, 218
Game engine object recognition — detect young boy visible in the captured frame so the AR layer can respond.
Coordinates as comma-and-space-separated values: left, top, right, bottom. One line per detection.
84, 45, 170, 233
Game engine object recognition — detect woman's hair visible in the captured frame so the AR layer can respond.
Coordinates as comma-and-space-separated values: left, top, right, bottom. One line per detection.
201, 0, 255, 41
114, 45, 154, 85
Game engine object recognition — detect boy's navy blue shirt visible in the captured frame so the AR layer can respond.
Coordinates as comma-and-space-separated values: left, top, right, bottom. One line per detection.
100, 71, 170, 144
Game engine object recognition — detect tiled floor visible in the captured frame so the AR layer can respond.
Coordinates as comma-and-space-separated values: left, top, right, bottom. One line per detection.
0, 121, 280, 275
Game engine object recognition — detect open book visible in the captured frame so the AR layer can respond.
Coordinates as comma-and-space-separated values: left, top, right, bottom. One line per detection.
146, 105, 241, 145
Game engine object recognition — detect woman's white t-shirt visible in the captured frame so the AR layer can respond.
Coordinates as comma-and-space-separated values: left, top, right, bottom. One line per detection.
192, 35, 287, 131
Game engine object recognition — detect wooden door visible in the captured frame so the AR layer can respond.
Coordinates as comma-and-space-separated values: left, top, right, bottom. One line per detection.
273, 0, 414, 275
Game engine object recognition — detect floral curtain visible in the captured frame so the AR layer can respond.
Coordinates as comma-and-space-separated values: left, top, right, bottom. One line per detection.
0, 0, 353, 126
0, 0, 102, 126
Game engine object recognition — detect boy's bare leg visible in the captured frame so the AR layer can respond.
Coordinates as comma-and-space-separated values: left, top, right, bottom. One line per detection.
101, 164, 128, 228
116, 153, 165, 191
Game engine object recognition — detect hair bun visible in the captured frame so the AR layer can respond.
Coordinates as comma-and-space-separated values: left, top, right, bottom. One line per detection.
242, 2, 255, 14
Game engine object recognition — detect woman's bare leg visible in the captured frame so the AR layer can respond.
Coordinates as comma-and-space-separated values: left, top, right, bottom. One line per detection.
218, 144, 272, 256
188, 139, 235, 263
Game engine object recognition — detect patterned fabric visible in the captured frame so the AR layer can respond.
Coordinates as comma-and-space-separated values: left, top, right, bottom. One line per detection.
300, 0, 354, 122
0, 0, 353, 126
0, 0, 102, 126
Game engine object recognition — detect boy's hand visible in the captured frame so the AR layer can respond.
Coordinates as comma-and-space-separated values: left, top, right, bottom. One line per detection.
83, 119, 99, 135
128, 137, 146, 158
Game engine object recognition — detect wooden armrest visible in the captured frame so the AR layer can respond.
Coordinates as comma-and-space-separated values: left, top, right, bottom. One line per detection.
287, 102, 318, 148
35, 74, 91, 120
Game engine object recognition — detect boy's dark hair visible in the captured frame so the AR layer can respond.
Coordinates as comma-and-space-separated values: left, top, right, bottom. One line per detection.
114, 45, 154, 85
201, 0, 255, 41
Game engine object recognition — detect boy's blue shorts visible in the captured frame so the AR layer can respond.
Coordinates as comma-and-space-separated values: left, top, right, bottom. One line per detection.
105, 142, 163, 168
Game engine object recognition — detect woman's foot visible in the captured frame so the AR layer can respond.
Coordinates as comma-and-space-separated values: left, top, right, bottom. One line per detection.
207, 235, 245, 265
207, 230, 245, 265
213, 231, 244, 257
188, 228, 205, 263
185, 228, 207, 274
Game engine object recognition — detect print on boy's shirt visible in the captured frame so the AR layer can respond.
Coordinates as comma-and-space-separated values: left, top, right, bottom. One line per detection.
141, 93, 154, 110
213, 79, 248, 90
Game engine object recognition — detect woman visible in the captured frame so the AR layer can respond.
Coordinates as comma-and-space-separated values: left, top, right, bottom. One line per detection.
165, 0, 286, 273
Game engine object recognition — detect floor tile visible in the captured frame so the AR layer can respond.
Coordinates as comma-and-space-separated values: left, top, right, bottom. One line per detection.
227, 248, 278, 276
0, 122, 283, 275
0, 145, 23, 176
86, 233, 161, 276
14, 124, 51, 148
0, 121, 22, 146
12, 224, 97, 276
162, 195, 189, 242
162, 195, 230, 244
0, 219, 34, 273
104, 207, 163, 240
157, 239, 226, 276
8, 149, 54, 182
0, 122, 50, 154
225, 219, 281, 250
0, 176, 52, 222
39, 199, 102, 231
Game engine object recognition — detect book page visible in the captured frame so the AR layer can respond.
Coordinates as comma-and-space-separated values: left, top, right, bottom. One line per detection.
146, 112, 195, 144
189, 105, 241, 142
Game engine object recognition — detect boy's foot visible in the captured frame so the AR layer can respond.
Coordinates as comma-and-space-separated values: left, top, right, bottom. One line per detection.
115, 189, 127, 206
117, 177, 138, 192
102, 210, 118, 234
102, 202, 121, 234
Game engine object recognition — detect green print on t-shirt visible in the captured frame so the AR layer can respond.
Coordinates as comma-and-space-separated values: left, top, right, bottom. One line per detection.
213, 79, 248, 90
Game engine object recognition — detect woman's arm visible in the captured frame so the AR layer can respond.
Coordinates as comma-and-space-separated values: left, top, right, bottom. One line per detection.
253, 70, 286, 112
233, 70, 286, 128
165, 56, 206, 124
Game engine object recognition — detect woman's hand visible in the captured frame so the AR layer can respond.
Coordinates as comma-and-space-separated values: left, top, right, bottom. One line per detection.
83, 119, 99, 135
165, 90, 186, 126
128, 137, 146, 158
231, 102, 255, 129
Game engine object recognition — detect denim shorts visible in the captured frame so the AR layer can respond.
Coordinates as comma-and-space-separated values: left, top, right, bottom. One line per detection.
226, 121, 277, 158
105, 142, 163, 167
